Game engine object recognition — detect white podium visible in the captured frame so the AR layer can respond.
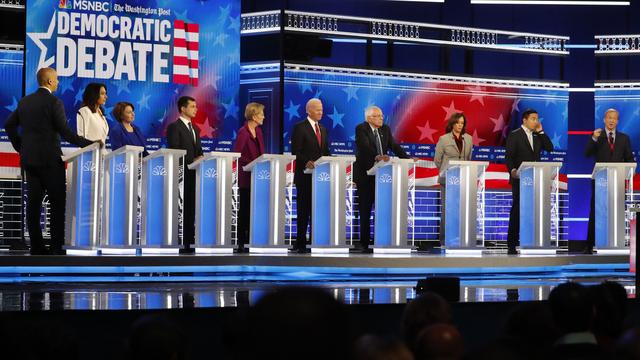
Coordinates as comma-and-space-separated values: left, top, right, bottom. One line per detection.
188, 151, 240, 254
367, 158, 415, 254
63, 142, 102, 255
516, 161, 563, 254
592, 162, 637, 254
304, 156, 354, 254
140, 148, 186, 254
443, 160, 489, 254
244, 154, 295, 254
101, 145, 145, 254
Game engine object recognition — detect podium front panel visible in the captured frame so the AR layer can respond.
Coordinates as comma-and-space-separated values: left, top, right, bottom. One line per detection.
374, 165, 393, 247
66, 149, 100, 248
143, 156, 167, 246
105, 153, 132, 247
311, 162, 331, 246
594, 170, 610, 248
444, 167, 461, 247
196, 160, 218, 247
250, 161, 271, 247
519, 167, 535, 248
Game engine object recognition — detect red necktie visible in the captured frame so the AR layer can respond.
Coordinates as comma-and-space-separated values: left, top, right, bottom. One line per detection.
314, 123, 322, 147
608, 132, 614, 154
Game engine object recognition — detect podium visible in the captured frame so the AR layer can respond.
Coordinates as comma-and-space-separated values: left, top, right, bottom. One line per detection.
244, 154, 295, 254
367, 158, 415, 254
630, 203, 639, 273
592, 162, 637, 254
63, 142, 102, 255
140, 148, 186, 254
188, 151, 240, 254
443, 160, 489, 254
304, 156, 354, 254
516, 161, 563, 254
101, 145, 145, 254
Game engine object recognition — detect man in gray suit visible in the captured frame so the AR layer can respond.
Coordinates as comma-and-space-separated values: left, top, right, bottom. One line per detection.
434, 113, 473, 245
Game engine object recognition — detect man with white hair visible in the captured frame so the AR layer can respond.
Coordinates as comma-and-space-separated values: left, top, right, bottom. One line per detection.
584, 108, 634, 254
353, 106, 410, 253
291, 98, 330, 253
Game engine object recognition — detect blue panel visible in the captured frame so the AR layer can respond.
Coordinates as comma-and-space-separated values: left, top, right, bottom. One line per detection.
312, 162, 331, 246
146, 157, 166, 246
108, 154, 127, 246
445, 167, 461, 247
519, 167, 535, 247
374, 165, 393, 247
75, 152, 95, 247
107, 293, 128, 310
251, 161, 271, 246
373, 288, 392, 304
595, 170, 609, 248
199, 160, 218, 246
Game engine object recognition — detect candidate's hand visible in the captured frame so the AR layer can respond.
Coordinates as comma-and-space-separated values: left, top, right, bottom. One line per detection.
535, 123, 544, 133
510, 169, 519, 179
593, 128, 603, 138
95, 140, 105, 148
305, 160, 315, 169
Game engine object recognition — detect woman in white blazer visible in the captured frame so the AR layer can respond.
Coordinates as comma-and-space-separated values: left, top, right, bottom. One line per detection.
77, 83, 109, 143
434, 113, 473, 245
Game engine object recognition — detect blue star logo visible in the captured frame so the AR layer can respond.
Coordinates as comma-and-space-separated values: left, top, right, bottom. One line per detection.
551, 132, 562, 148
298, 82, 313, 94
342, 86, 359, 102
228, 16, 240, 32
137, 93, 151, 111
27, 12, 56, 70
218, 4, 231, 24
222, 98, 239, 120
175, 9, 193, 23
328, 106, 345, 128
214, 33, 229, 47
5, 97, 18, 112
284, 101, 300, 122
115, 80, 131, 95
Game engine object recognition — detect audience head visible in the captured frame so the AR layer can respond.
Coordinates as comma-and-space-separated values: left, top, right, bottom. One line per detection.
445, 113, 467, 135
590, 281, 628, 343
365, 106, 384, 129
126, 314, 186, 360
614, 328, 640, 360
112, 102, 135, 124
178, 96, 197, 119
82, 83, 108, 113
306, 98, 323, 122
414, 323, 463, 360
402, 292, 452, 350
244, 102, 265, 126
36, 67, 59, 92
548, 282, 594, 335
353, 335, 413, 360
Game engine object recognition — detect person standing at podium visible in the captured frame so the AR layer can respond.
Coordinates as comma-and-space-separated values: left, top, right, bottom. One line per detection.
584, 108, 634, 254
109, 102, 149, 157
233, 102, 265, 253
291, 98, 330, 253
505, 109, 554, 255
76, 83, 109, 144
434, 113, 473, 246
353, 106, 410, 253
167, 96, 204, 254
5, 68, 95, 255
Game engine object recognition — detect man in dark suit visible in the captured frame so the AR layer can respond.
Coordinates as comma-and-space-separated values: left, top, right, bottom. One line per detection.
584, 108, 634, 253
353, 106, 410, 252
505, 109, 554, 255
167, 96, 204, 253
5, 67, 94, 255
291, 98, 330, 253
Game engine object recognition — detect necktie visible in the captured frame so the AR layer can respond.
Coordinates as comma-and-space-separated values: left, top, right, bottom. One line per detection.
374, 129, 383, 156
314, 122, 322, 147
188, 122, 196, 143
608, 132, 614, 153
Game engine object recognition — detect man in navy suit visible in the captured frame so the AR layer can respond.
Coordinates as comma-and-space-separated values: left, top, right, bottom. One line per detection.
5, 68, 94, 255
505, 109, 554, 255
290, 98, 330, 253
353, 106, 410, 252
584, 108, 635, 253
167, 96, 204, 253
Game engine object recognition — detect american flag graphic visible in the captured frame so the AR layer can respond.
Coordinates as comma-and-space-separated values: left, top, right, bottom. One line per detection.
173, 20, 199, 86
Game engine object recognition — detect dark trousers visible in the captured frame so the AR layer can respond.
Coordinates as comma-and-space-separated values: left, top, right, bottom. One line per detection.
237, 187, 250, 248
507, 179, 520, 250
586, 180, 596, 249
356, 176, 375, 248
183, 169, 196, 247
295, 176, 311, 249
24, 161, 66, 251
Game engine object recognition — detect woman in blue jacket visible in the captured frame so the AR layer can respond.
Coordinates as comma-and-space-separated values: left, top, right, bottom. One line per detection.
109, 102, 148, 157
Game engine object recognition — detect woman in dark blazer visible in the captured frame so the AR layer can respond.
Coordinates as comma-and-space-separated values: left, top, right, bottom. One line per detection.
232, 102, 265, 252
109, 102, 148, 157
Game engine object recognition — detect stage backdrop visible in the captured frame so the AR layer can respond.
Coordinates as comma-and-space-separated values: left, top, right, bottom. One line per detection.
25, 0, 240, 151
594, 87, 640, 164
0, 49, 23, 140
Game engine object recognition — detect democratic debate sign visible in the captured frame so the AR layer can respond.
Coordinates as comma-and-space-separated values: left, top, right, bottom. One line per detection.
25, 0, 241, 150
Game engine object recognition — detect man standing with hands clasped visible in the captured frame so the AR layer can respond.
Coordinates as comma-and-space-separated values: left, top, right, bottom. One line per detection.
505, 109, 554, 255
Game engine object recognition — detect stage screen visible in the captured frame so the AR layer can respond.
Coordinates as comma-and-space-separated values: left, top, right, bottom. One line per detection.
282, 65, 568, 166
594, 87, 640, 165
0, 49, 23, 138
24, 0, 240, 151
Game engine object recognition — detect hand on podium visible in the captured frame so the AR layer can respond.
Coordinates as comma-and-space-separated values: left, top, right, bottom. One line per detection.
510, 168, 519, 179
375, 155, 390, 162
305, 160, 315, 169
95, 139, 105, 148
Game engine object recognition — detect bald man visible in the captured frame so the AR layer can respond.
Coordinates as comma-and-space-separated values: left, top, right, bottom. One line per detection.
584, 108, 635, 253
290, 98, 330, 253
353, 106, 410, 252
5, 68, 94, 255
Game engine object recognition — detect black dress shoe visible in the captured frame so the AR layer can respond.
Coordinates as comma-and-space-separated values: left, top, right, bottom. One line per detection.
49, 248, 66, 256
235, 247, 248, 254
507, 248, 518, 255
582, 247, 593, 255
179, 247, 195, 254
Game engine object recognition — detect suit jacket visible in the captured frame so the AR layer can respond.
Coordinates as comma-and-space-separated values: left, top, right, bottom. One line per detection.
233, 124, 265, 189
584, 130, 634, 163
505, 127, 554, 183
5, 88, 93, 167
77, 106, 109, 142
291, 119, 330, 185
166, 119, 203, 165
353, 122, 409, 184
108, 122, 149, 157
434, 132, 473, 182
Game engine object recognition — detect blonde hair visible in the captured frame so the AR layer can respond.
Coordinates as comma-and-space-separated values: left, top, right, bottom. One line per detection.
244, 102, 265, 122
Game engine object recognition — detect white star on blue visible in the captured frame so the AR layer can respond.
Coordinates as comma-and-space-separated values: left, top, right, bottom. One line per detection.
115, 80, 131, 95
551, 132, 562, 148
137, 93, 151, 111
214, 33, 229, 47
328, 106, 345, 129
284, 101, 300, 122
342, 86, 359, 102
222, 98, 239, 120
75, 90, 84, 105
218, 4, 231, 24
58, 78, 74, 95
5, 97, 18, 112
298, 82, 313, 94
314, 90, 323, 99
175, 10, 193, 23
228, 16, 240, 32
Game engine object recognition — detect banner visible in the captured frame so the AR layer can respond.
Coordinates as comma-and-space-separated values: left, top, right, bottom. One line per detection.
25, 0, 240, 151
0, 49, 23, 135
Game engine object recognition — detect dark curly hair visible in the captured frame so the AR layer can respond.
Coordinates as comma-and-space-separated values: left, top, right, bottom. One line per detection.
81, 82, 107, 114
445, 113, 467, 134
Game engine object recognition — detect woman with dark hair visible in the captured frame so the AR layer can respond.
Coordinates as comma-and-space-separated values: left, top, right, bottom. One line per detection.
109, 102, 148, 157
433, 112, 473, 245
77, 83, 109, 143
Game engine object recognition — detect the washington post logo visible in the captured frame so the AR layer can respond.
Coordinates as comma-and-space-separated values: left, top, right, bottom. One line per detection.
172, 20, 199, 87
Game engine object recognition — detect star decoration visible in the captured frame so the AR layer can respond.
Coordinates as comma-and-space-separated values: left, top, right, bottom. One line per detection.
313, 90, 323, 99
342, 86, 359, 102
211, 74, 222, 90
27, 12, 56, 70
511, 98, 521, 113
200, 118, 215, 138
441, 101, 461, 122
214, 33, 229, 47
115, 80, 131, 95
471, 129, 485, 145
328, 106, 344, 128
490, 114, 506, 133
298, 82, 313, 94
218, 4, 231, 24
137, 93, 151, 111
228, 16, 240, 32
222, 98, 239, 120
58, 77, 74, 95
466, 85, 485, 106
175, 9, 193, 23
5, 97, 18, 112
284, 101, 300, 122
417, 120, 437, 142
551, 132, 562, 148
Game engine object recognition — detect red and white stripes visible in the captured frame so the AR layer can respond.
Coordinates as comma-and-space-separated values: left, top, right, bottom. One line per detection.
173, 20, 199, 86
